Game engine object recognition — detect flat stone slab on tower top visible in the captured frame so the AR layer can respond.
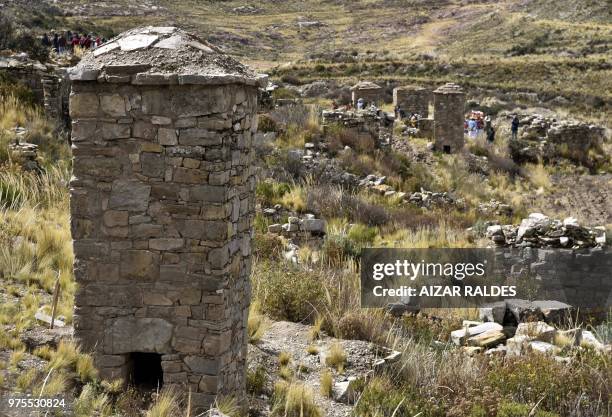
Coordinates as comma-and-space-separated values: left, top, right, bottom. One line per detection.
71, 26, 267, 87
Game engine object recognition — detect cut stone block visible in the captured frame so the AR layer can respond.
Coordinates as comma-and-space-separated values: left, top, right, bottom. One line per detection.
451, 322, 503, 345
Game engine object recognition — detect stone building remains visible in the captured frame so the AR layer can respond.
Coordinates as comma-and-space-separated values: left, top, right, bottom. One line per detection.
351, 81, 383, 107
0, 54, 70, 127
392, 85, 431, 118
433, 83, 465, 153
322, 108, 393, 145
69, 26, 264, 411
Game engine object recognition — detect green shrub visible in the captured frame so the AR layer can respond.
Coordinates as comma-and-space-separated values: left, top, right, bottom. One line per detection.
253, 261, 326, 323
347, 224, 377, 246
353, 377, 424, 417
253, 232, 284, 260
272, 87, 299, 100
247, 366, 267, 395
258, 114, 278, 132
256, 180, 291, 206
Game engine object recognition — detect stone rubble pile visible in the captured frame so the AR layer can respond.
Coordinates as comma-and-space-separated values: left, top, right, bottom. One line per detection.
451, 299, 610, 357
477, 199, 513, 217
486, 213, 606, 248
8, 141, 41, 172
267, 213, 327, 238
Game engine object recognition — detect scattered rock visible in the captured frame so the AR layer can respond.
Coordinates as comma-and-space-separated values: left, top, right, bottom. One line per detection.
451, 322, 503, 345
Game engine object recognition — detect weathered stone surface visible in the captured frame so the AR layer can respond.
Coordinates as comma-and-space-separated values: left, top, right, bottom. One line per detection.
120, 250, 159, 279
100, 94, 127, 117
110, 317, 173, 353
109, 180, 151, 211
506, 335, 530, 356
133, 120, 157, 139
141, 153, 165, 178
184, 356, 219, 374
69, 93, 99, 118
149, 238, 184, 251
101, 122, 130, 139
158, 128, 178, 145
467, 330, 506, 348
479, 301, 506, 324
103, 210, 129, 227
451, 322, 503, 345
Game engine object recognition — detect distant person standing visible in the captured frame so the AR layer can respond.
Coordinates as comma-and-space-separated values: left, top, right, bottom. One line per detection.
487, 127, 496, 143
41, 33, 51, 47
468, 118, 477, 138
52, 33, 59, 53
511, 115, 520, 140
71, 34, 80, 52
357, 97, 364, 110
58, 34, 67, 54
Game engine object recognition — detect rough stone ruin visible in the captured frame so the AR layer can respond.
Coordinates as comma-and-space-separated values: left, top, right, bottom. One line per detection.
321, 108, 393, 145
392, 85, 431, 118
350, 81, 383, 107
0, 54, 70, 127
486, 213, 606, 249
433, 83, 465, 153
508, 113, 607, 165
69, 26, 264, 410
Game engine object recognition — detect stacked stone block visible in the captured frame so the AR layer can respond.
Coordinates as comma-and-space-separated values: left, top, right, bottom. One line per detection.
433, 83, 465, 153
392, 85, 431, 118
69, 26, 263, 411
351, 81, 383, 107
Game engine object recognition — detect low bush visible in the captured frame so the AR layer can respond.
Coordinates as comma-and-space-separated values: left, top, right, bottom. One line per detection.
256, 180, 291, 207
252, 261, 327, 323
247, 366, 268, 395
253, 233, 284, 260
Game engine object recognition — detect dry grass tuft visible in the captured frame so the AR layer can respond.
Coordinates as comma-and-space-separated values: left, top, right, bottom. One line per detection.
325, 343, 347, 372
320, 370, 333, 398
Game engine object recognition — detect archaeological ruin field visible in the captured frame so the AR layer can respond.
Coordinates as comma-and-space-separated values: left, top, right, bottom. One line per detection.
0, 0, 610, 416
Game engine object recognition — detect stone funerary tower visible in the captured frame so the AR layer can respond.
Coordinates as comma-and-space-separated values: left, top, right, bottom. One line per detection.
392, 85, 431, 118
69, 26, 264, 410
433, 83, 465, 153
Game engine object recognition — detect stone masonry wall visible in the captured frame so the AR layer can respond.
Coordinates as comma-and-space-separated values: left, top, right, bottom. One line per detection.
352, 88, 383, 107
393, 86, 431, 118
70, 80, 257, 410
433, 83, 465, 153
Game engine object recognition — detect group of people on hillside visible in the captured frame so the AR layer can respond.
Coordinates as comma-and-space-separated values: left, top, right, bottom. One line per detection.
464, 114, 521, 143
465, 112, 496, 143
41, 32, 106, 55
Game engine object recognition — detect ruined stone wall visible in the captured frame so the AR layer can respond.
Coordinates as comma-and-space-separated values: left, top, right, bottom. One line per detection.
352, 88, 383, 106
42, 70, 71, 128
393, 86, 431, 118
1, 66, 45, 103
433, 83, 465, 153
491, 247, 611, 316
70, 81, 257, 409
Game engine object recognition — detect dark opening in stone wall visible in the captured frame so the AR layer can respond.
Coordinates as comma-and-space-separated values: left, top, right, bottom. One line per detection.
129, 352, 163, 390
